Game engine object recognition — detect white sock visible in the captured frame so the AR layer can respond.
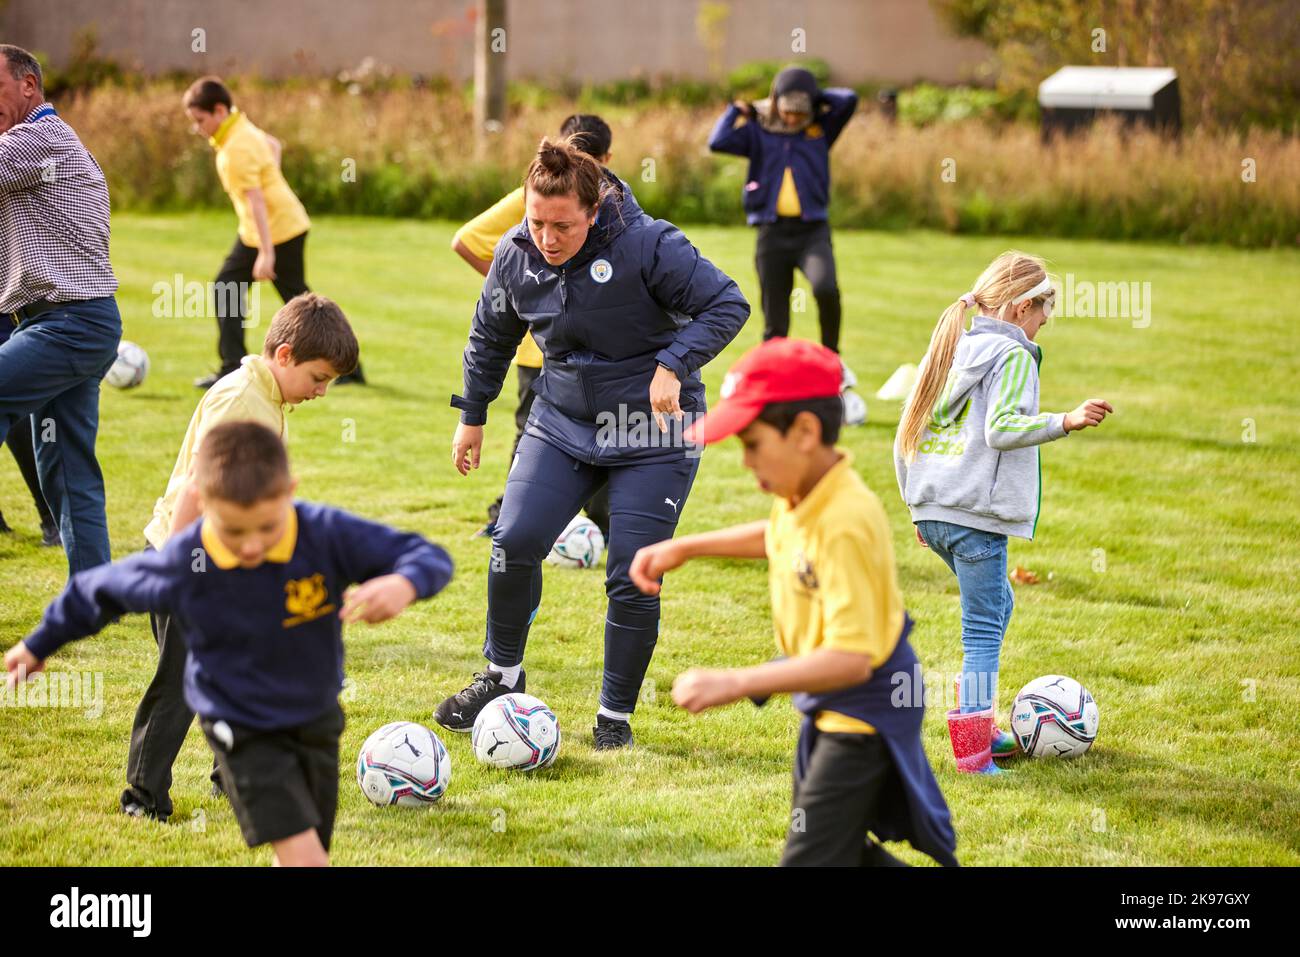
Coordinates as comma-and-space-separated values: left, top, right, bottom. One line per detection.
490, 662, 521, 688
597, 706, 631, 723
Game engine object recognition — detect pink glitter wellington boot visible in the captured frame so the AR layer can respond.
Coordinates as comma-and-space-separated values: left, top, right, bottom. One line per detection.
946, 707, 1006, 775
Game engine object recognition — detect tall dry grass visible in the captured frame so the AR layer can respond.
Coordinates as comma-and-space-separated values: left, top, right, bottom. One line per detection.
58, 83, 1299, 246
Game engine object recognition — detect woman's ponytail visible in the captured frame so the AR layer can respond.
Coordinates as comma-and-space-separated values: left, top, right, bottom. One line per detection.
524, 134, 609, 211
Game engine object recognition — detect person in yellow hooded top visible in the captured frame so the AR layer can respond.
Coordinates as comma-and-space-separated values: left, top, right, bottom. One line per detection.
183, 76, 363, 389
451, 114, 614, 539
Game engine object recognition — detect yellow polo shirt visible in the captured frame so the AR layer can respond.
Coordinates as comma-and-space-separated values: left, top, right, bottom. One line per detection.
452, 185, 543, 368
211, 109, 311, 249
144, 355, 290, 550
766, 451, 906, 734
775, 166, 802, 217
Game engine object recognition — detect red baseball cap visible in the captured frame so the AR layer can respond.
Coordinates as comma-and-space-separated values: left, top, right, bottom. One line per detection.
685, 337, 842, 446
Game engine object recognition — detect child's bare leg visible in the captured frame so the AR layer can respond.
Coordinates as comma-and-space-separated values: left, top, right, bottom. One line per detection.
271, 828, 328, 867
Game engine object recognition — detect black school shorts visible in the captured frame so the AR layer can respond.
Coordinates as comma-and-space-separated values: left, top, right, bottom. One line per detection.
201, 703, 345, 851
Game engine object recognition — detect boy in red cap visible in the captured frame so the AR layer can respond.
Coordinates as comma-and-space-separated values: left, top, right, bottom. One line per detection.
630, 337, 957, 866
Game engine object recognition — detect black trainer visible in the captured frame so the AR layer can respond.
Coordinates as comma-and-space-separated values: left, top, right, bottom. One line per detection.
433, 669, 524, 733
40, 517, 61, 548
120, 800, 167, 823
593, 714, 634, 750
335, 362, 366, 386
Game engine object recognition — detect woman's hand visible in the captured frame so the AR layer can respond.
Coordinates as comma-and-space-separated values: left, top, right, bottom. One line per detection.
650, 364, 683, 433
1064, 399, 1113, 433
673, 668, 744, 714
916, 526, 928, 548
629, 539, 689, 596
451, 423, 484, 476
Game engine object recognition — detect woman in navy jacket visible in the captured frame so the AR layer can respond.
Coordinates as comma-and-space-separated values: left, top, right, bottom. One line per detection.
441, 136, 749, 749
709, 66, 857, 366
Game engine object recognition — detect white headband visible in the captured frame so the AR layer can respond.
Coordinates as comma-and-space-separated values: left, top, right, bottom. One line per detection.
1011, 276, 1053, 304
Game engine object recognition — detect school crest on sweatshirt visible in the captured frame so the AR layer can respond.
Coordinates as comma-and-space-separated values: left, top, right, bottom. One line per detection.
283, 573, 335, 627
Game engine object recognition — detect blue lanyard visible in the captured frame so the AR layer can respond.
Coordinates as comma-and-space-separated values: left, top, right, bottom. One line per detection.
29, 104, 57, 121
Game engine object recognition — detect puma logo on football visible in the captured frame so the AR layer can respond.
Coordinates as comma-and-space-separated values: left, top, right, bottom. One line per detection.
664, 497, 680, 513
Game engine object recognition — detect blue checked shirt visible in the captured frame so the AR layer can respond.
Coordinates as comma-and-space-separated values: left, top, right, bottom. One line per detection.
0, 103, 117, 313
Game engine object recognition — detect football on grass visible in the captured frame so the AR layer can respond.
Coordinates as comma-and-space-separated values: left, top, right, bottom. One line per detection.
356, 721, 451, 806
1011, 675, 1099, 758
546, 515, 604, 569
472, 693, 560, 771
104, 340, 149, 389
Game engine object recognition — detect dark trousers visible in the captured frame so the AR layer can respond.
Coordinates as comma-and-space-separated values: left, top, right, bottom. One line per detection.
780, 732, 910, 866
122, 557, 220, 819
485, 433, 698, 713
0, 298, 121, 572
755, 218, 842, 353
214, 232, 309, 375
2, 401, 54, 529
0, 320, 50, 528
492, 364, 610, 536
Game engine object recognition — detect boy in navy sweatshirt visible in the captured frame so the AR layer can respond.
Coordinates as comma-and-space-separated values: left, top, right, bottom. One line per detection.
4, 421, 454, 866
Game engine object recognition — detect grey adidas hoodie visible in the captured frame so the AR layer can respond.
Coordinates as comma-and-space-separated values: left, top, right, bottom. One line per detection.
894, 315, 1068, 540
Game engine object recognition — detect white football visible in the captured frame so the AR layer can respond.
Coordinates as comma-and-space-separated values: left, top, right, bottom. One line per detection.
104, 340, 149, 389
356, 721, 452, 806
546, 515, 604, 569
841, 389, 868, 427
472, 693, 561, 771
1010, 675, 1099, 758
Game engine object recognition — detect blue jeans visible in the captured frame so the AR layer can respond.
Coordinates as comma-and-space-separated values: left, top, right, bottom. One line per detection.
916, 520, 1012, 713
0, 298, 122, 573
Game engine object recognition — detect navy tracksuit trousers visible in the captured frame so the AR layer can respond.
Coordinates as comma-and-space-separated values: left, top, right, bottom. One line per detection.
485, 432, 699, 714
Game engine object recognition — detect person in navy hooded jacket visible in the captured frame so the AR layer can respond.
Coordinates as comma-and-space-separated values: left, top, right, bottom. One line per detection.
443, 135, 749, 749
709, 66, 857, 380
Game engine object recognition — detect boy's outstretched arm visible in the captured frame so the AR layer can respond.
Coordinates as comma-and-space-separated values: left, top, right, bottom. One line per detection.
5, 550, 178, 688
673, 649, 873, 713
323, 509, 454, 625
629, 519, 768, 596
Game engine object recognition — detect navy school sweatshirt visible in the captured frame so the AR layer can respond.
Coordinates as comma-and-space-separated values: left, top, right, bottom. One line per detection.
23, 501, 454, 730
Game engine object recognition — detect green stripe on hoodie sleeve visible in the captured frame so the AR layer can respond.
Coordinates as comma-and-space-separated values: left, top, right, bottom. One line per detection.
986, 348, 1065, 447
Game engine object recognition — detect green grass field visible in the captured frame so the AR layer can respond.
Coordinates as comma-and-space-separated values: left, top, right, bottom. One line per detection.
1, 212, 1297, 865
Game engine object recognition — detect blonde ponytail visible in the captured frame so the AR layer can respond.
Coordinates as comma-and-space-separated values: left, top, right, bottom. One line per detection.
897, 300, 970, 462
897, 250, 1053, 463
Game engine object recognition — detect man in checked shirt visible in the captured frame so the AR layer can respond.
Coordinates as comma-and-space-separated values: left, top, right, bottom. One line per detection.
0, 45, 122, 574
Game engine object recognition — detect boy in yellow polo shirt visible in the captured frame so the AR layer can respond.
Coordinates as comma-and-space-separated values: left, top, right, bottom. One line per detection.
122, 293, 359, 822
629, 337, 957, 867
450, 114, 613, 539
183, 76, 363, 389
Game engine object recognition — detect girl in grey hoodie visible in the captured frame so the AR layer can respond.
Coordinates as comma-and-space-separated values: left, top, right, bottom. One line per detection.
894, 251, 1111, 775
